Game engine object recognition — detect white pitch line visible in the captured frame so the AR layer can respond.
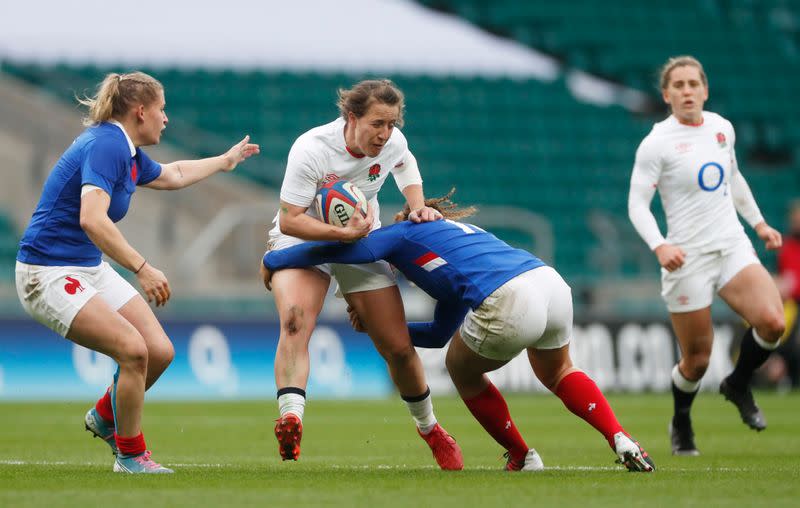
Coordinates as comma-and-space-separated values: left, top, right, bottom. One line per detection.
0, 459, 750, 472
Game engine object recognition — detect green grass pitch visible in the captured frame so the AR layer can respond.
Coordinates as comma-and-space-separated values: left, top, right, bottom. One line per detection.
1, 392, 798, 507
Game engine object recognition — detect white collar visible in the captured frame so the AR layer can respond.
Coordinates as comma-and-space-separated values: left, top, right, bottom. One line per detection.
108, 120, 136, 157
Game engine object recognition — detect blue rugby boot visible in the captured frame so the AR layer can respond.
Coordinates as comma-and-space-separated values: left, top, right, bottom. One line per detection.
84, 408, 118, 455
113, 450, 174, 474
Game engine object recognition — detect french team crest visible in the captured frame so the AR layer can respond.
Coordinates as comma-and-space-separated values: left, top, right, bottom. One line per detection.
716, 132, 727, 148
367, 164, 381, 182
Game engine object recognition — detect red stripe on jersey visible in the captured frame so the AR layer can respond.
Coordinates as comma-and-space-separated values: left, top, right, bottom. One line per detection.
678, 117, 704, 127
414, 251, 439, 266
131, 160, 138, 182
345, 146, 365, 158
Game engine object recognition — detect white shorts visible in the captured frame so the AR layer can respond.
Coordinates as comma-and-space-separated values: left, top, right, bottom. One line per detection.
661, 238, 761, 313
15, 261, 139, 337
266, 232, 396, 295
459, 266, 573, 361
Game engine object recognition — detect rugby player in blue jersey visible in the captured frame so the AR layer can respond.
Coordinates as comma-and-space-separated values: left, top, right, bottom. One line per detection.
15, 71, 259, 473
261, 191, 655, 471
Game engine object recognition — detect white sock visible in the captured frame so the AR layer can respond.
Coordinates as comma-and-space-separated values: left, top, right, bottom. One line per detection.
671, 364, 701, 393
753, 328, 781, 351
403, 388, 437, 434
278, 393, 306, 421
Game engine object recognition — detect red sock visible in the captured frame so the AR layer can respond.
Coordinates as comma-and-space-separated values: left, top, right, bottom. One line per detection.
463, 383, 528, 462
555, 371, 624, 449
95, 387, 114, 424
115, 432, 147, 457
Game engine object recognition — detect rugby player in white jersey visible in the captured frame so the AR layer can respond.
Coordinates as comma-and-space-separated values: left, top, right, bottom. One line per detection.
628, 56, 785, 455
266, 79, 462, 469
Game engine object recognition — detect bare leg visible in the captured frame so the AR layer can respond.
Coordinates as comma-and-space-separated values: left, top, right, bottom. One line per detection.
68, 295, 147, 438
269, 268, 330, 461
345, 285, 427, 397
118, 295, 175, 389
666, 307, 713, 453
718, 264, 785, 430
445, 331, 529, 466
271, 268, 330, 391
347, 286, 463, 470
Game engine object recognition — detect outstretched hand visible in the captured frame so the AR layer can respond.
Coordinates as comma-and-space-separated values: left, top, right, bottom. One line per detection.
221, 135, 260, 172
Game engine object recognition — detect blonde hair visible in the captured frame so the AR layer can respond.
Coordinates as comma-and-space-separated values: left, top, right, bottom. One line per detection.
394, 188, 477, 222
337, 79, 405, 127
78, 72, 163, 126
659, 55, 708, 90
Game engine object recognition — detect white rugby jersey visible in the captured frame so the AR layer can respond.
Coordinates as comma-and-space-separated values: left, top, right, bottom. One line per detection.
270, 117, 422, 237
628, 112, 763, 253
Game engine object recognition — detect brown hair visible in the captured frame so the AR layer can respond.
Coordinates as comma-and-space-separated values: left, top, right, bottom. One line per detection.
337, 79, 405, 127
659, 55, 708, 90
78, 72, 163, 126
394, 188, 477, 222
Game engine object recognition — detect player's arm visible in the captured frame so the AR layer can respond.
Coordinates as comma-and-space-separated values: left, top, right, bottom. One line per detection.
730, 170, 780, 249
262, 217, 398, 290
278, 201, 371, 242
407, 301, 470, 348
628, 140, 685, 271
146, 136, 259, 190
79, 188, 170, 305
265, 239, 377, 272
728, 131, 781, 250
395, 152, 442, 223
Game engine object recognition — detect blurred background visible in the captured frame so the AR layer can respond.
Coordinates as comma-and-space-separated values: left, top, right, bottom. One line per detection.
1, 0, 798, 400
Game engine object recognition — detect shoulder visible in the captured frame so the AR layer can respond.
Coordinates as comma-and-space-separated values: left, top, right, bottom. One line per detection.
85, 124, 129, 160
289, 119, 340, 159
636, 124, 667, 160
294, 118, 341, 149
386, 126, 408, 154
707, 111, 735, 134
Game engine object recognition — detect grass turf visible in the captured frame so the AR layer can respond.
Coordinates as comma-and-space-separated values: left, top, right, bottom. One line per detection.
1, 392, 798, 507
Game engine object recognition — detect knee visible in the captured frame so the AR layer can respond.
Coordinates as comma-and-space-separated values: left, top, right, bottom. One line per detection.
117, 335, 148, 374
148, 335, 175, 368
538, 367, 569, 393
757, 311, 785, 342
681, 354, 710, 380
381, 342, 418, 368
533, 358, 574, 392
281, 305, 309, 337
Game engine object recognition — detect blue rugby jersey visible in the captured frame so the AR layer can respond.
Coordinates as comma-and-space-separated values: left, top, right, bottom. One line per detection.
17, 122, 161, 266
264, 219, 546, 347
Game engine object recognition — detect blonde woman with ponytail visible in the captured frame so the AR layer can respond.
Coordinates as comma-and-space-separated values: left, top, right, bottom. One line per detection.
15, 71, 259, 473
628, 56, 784, 456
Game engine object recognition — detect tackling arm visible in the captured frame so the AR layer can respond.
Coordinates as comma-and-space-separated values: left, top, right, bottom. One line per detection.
408, 301, 470, 348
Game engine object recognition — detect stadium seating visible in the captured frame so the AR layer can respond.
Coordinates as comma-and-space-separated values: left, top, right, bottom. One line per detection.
417, 0, 800, 157
0, 210, 18, 282
1, 58, 795, 280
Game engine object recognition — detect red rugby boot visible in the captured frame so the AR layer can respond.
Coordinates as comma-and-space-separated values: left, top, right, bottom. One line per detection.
274, 413, 303, 461
418, 423, 463, 470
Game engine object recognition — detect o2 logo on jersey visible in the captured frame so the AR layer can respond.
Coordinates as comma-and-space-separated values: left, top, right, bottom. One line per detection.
697, 162, 724, 192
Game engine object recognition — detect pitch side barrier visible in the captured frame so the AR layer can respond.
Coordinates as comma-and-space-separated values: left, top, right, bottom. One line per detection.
0, 318, 742, 400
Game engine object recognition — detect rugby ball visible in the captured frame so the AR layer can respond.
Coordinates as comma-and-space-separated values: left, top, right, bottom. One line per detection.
314, 179, 368, 227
